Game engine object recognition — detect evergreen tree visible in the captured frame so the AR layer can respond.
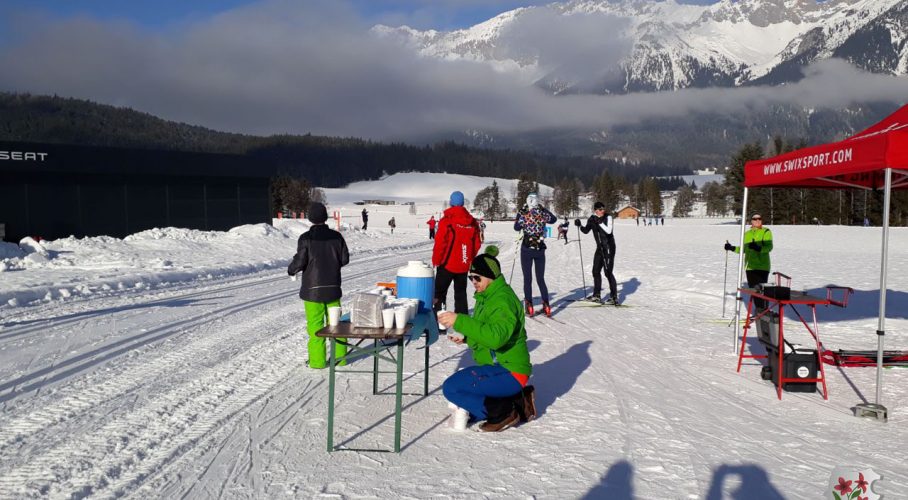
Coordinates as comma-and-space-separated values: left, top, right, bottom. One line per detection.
516, 173, 536, 209
673, 185, 696, 217
725, 142, 764, 215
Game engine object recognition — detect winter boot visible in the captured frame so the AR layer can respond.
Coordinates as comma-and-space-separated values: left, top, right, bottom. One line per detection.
542, 301, 552, 317
480, 396, 519, 432
524, 299, 535, 317
516, 385, 537, 423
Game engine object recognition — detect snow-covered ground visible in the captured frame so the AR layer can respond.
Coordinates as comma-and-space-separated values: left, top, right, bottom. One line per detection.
1, 175, 907, 499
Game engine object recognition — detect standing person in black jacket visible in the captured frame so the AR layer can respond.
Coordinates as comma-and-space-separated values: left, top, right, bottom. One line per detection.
361, 208, 369, 230
575, 201, 619, 305
289, 202, 350, 369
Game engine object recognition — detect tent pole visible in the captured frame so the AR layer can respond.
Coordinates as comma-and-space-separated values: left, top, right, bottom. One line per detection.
877, 168, 891, 406
855, 168, 891, 423
734, 188, 749, 354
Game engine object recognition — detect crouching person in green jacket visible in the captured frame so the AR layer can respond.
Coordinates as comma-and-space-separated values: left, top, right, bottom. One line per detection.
437, 245, 535, 432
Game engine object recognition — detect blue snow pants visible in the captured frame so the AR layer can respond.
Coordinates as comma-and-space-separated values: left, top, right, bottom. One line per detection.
442, 364, 523, 420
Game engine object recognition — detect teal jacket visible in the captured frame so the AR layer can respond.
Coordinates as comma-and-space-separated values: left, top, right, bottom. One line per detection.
452, 276, 532, 376
734, 227, 773, 271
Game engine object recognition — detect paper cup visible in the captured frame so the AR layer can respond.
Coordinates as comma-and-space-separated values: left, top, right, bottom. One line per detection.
394, 308, 408, 329
382, 308, 395, 329
451, 407, 469, 431
327, 306, 341, 327
407, 301, 417, 320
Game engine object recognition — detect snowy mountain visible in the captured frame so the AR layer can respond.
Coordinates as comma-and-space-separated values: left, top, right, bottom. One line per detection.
375, 0, 908, 94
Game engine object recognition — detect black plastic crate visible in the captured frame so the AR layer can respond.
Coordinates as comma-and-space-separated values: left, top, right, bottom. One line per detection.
760, 285, 790, 301
766, 348, 818, 393
756, 311, 779, 347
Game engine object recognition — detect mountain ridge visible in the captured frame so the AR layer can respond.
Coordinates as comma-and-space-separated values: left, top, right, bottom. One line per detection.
376, 0, 907, 94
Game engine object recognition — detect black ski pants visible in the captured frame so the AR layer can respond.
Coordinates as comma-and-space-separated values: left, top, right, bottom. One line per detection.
434, 266, 469, 314
592, 244, 617, 300
520, 246, 549, 303
746, 270, 770, 310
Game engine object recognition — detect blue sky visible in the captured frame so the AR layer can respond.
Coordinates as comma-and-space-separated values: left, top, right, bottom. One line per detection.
2, 0, 720, 31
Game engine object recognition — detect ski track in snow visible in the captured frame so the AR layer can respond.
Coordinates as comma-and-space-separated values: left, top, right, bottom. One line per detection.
1, 219, 907, 499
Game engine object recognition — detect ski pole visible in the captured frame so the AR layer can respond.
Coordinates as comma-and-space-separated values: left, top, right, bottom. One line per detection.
722, 241, 729, 318
577, 225, 587, 298
509, 232, 523, 283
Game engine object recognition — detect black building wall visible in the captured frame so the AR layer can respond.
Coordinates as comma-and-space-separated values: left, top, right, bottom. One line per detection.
1, 143, 271, 242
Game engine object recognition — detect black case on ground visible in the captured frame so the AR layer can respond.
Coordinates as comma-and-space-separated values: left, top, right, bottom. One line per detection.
766, 347, 818, 393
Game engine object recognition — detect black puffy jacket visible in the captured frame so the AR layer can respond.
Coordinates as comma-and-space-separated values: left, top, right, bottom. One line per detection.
288, 224, 350, 303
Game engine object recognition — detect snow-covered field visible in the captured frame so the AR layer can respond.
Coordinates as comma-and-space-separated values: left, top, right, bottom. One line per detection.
1, 175, 907, 499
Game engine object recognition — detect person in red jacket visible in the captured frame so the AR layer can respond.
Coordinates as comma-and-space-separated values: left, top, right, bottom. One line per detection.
432, 191, 482, 314
427, 215, 437, 239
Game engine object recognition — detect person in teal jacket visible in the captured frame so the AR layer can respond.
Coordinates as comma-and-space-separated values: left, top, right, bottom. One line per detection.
725, 213, 773, 309
438, 245, 536, 432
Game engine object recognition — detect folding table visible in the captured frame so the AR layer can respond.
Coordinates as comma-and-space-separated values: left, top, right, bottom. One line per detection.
316, 310, 439, 452
736, 284, 852, 400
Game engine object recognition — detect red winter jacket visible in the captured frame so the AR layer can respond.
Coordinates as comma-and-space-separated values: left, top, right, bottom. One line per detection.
427, 217, 437, 229
432, 206, 481, 273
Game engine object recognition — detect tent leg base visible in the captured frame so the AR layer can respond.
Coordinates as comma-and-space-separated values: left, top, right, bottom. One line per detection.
853, 403, 888, 423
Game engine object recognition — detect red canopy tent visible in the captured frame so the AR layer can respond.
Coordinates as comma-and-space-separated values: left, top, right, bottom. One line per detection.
735, 104, 908, 422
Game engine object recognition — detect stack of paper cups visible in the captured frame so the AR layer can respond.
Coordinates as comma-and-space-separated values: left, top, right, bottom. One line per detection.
394, 308, 408, 329
451, 407, 469, 431
382, 308, 395, 329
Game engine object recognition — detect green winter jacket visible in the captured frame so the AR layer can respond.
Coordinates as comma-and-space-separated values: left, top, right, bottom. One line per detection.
734, 227, 773, 271
452, 276, 532, 376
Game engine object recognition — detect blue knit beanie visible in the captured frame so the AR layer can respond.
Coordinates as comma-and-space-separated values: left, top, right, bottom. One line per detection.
450, 191, 464, 207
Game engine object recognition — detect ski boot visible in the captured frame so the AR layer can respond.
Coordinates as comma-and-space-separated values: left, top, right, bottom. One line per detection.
524, 299, 535, 317
584, 294, 602, 304
603, 295, 620, 306
542, 301, 552, 317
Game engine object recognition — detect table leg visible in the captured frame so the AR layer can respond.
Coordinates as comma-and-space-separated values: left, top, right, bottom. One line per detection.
394, 339, 404, 453
736, 298, 755, 372
423, 332, 430, 396
777, 305, 784, 400
327, 339, 337, 452
812, 306, 829, 400
373, 339, 379, 395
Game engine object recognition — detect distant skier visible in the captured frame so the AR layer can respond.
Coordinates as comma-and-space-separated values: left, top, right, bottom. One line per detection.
427, 215, 437, 239
514, 192, 557, 317
575, 201, 619, 305
432, 191, 482, 315
361, 208, 369, 230
288, 202, 350, 369
388, 217, 396, 234
557, 218, 570, 244
479, 218, 487, 242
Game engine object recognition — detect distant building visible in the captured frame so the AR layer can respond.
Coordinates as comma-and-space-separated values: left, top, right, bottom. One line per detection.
362, 199, 396, 205
617, 206, 641, 219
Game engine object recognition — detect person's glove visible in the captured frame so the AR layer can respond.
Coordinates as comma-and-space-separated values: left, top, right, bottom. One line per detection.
574, 218, 581, 227
724, 242, 734, 252
748, 242, 762, 252
290, 274, 298, 281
